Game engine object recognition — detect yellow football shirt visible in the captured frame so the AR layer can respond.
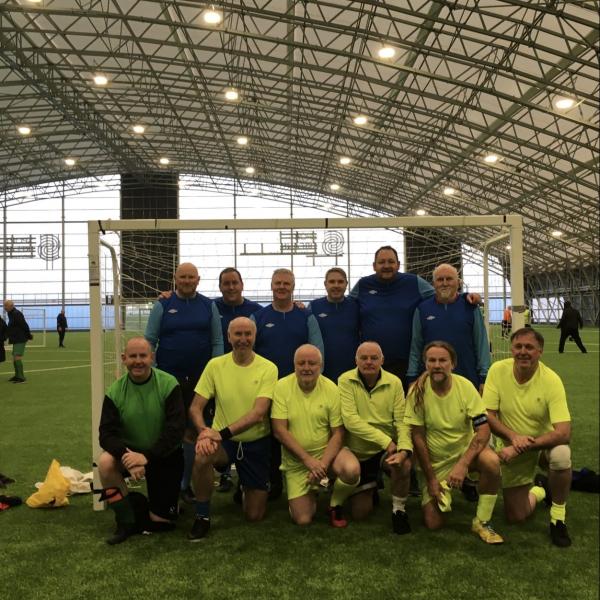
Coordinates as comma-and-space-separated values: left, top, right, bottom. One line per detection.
405, 374, 485, 475
338, 368, 412, 461
195, 352, 278, 442
271, 374, 342, 470
483, 358, 570, 439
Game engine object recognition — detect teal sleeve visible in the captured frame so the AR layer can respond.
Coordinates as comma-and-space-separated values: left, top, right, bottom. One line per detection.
473, 307, 491, 384
307, 314, 325, 364
144, 302, 164, 351
349, 281, 359, 299
210, 303, 224, 357
417, 276, 434, 299
407, 308, 423, 380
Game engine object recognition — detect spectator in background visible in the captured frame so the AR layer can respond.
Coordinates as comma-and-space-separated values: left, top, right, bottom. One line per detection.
3, 300, 32, 384
57, 309, 68, 348
557, 301, 587, 354
501, 306, 512, 339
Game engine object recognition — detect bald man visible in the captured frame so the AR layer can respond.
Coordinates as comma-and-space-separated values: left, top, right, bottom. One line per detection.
338, 341, 413, 533
3, 299, 32, 384
407, 264, 490, 394
98, 337, 185, 545
188, 317, 278, 540
145, 262, 224, 502
272, 344, 360, 527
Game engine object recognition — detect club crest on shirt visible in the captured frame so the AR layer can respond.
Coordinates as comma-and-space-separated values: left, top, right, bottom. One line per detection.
426, 315, 436, 320
168, 309, 178, 314
266, 322, 275, 328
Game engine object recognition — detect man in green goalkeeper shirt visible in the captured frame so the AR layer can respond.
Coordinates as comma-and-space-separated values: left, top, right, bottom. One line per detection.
271, 344, 360, 527
405, 341, 504, 544
485, 328, 573, 547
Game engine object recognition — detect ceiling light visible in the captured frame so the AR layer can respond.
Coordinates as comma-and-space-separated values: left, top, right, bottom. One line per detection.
64, 158, 76, 166
224, 88, 239, 102
378, 46, 396, 59
132, 124, 145, 134
330, 183, 340, 191
551, 230, 563, 237
339, 156, 352, 165
17, 126, 31, 136
416, 209, 426, 216
93, 74, 109, 86
505, 245, 511, 250
202, 7, 223, 25
553, 96, 576, 111
245, 166, 255, 174
159, 157, 170, 165
236, 136, 249, 146
483, 153, 499, 164
443, 186, 456, 196
353, 115, 368, 126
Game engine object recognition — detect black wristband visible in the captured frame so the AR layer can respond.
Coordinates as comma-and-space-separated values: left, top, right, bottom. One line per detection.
219, 427, 233, 441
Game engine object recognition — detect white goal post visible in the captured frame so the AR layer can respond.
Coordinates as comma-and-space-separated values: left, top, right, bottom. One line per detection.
88, 215, 524, 509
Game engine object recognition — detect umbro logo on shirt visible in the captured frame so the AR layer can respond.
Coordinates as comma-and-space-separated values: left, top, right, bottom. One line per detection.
318, 313, 328, 318
426, 315, 436, 320
266, 323, 275, 328
168, 309, 178, 314
369, 290, 378, 295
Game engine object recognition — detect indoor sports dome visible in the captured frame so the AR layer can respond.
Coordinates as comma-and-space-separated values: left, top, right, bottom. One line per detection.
1, 2, 598, 599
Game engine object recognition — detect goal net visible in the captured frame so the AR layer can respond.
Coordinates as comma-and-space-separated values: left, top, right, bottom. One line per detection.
89, 215, 524, 508
21, 307, 47, 348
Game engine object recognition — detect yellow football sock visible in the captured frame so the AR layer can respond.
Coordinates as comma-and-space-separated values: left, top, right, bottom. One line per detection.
330, 477, 359, 507
475, 493, 498, 523
530, 485, 546, 504
550, 502, 566, 525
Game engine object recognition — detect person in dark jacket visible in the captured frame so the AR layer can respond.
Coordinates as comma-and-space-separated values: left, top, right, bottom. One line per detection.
557, 301, 587, 354
3, 300, 32, 383
56, 309, 68, 347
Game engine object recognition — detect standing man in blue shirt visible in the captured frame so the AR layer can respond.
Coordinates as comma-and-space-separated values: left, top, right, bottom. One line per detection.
310, 267, 360, 382
252, 268, 325, 498
145, 262, 223, 503
215, 267, 263, 352
407, 263, 490, 393
349, 247, 434, 390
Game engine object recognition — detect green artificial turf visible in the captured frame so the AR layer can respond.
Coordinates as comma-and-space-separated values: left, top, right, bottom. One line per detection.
1, 327, 598, 600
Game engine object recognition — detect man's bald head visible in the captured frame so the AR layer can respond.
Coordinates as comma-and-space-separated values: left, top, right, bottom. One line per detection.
294, 344, 322, 392
175, 262, 200, 298
3, 299, 14, 312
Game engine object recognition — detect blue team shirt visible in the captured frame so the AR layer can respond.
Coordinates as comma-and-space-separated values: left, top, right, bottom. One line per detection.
215, 297, 263, 352
309, 296, 359, 382
407, 295, 490, 388
350, 273, 433, 363
145, 293, 223, 383
251, 305, 324, 377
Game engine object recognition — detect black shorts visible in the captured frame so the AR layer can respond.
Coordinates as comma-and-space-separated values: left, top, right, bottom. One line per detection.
356, 451, 385, 493
144, 447, 184, 520
222, 436, 271, 492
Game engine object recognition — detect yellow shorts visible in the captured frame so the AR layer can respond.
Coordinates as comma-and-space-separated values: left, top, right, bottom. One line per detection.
283, 466, 320, 501
501, 450, 544, 489
417, 466, 478, 507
